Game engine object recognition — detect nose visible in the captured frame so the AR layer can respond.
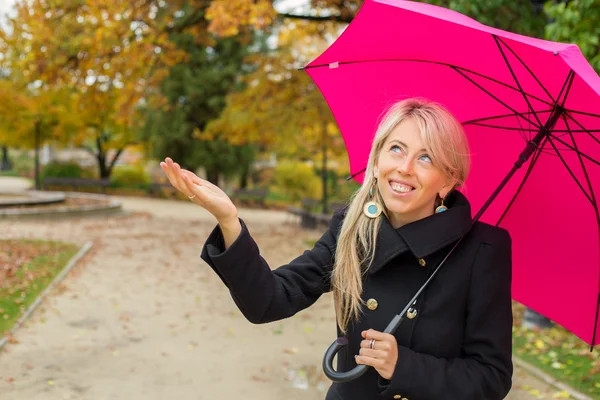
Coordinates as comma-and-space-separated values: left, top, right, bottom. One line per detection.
397, 155, 415, 175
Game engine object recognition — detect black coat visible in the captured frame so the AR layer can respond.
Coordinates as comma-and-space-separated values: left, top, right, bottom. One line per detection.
200, 191, 513, 400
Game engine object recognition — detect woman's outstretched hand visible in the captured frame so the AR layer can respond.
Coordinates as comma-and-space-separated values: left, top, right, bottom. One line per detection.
159, 157, 239, 226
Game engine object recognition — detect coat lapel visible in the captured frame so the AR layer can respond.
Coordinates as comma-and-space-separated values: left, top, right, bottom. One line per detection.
367, 190, 473, 275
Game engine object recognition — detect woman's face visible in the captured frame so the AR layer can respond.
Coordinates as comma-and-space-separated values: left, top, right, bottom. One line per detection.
374, 118, 454, 228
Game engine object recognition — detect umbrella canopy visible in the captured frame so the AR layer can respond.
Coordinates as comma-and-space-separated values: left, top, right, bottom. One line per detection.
305, 0, 600, 347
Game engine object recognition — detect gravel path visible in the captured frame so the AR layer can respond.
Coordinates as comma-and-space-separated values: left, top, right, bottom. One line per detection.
0, 187, 571, 399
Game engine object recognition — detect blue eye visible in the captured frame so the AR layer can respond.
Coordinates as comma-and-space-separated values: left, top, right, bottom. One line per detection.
390, 145, 402, 153
419, 154, 432, 163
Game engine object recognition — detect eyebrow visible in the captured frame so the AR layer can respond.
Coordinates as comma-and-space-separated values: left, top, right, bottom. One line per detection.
387, 139, 427, 153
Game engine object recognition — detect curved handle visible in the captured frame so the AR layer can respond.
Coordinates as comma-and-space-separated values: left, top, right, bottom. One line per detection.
322, 234, 463, 383
323, 315, 404, 383
322, 336, 369, 382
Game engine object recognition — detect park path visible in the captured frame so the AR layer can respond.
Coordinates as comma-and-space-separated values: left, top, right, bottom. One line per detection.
0, 183, 571, 399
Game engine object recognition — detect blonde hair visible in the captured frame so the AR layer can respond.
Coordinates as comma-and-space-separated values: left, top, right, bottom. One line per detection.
331, 98, 470, 333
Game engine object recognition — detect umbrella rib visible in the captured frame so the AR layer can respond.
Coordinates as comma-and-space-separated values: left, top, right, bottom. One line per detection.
493, 35, 543, 128
304, 59, 555, 108
551, 129, 600, 133
560, 116, 600, 350
463, 110, 553, 125
452, 67, 542, 129
564, 108, 600, 120
495, 36, 557, 105
546, 137, 594, 206
564, 111, 600, 147
547, 134, 600, 168
496, 137, 549, 227
562, 115, 598, 208
557, 70, 576, 109
465, 122, 540, 132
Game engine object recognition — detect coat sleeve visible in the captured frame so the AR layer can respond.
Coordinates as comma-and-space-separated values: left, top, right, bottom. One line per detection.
378, 228, 513, 400
199, 209, 345, 324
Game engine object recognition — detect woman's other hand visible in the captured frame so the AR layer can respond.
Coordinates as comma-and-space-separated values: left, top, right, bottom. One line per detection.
159, 157, 238, 226
355, 329, 399, 380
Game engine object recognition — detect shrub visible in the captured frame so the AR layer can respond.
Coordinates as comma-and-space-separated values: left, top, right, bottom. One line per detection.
110, 165, 150, 188
273, 161, 322, 203
41, 161, 90, 180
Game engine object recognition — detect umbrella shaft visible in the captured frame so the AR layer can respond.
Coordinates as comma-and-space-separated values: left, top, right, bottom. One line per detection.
475, 105, 565, 223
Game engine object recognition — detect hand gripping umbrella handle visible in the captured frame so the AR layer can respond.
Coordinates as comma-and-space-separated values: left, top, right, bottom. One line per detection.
322, 314, 404, 382
323, 233, 467, 383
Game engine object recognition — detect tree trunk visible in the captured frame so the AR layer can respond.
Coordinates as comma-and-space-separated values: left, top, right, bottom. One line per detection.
206, 168, 220, 186
34, 121, 41, 190
321, 121, 328, 214
1, 146, 11, 171
239, 169, 249, 189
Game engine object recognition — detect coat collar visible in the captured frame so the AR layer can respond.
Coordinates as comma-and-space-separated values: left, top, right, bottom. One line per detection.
367, 190, 473, 275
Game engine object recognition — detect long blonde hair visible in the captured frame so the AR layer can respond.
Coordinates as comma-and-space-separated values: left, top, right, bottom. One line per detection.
331, 98, 471, 333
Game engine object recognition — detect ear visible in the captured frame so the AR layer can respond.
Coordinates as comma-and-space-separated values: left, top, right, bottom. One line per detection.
438, 179, 457, 199
373, 168, 379, 179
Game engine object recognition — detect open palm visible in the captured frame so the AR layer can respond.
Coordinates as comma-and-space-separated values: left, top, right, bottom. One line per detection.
159, 157, 238, 223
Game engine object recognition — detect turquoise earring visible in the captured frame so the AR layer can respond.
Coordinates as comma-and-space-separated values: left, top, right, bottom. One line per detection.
363, 179, 383, 218
435, 195, 448, 213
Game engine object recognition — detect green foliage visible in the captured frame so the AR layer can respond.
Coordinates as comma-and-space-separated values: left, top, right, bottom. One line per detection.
138, 22, 263, 184
273, 161, 322, 203
12, 152, 34, 177
41, 161, 92, 180
110, 165, 150, 188
425, 0, 547, 37
545, 0, 600, 73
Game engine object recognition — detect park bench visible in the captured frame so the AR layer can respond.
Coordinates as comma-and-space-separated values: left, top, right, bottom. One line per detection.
232, 188, 268, 208
146, 182, 179, 198
43, 177, 111, 193
287, 199, 347, 229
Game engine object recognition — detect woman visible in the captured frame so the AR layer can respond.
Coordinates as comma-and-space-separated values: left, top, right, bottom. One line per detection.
160, 98, 513, 400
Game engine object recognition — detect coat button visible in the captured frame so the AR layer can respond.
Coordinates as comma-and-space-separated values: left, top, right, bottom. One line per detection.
418, 258, 426, 267
366, 298, 378, 310
407, 308, 417, 319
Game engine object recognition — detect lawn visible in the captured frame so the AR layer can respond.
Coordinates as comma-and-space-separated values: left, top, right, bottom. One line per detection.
0, 239, 79, 336
512, 302, 600, 398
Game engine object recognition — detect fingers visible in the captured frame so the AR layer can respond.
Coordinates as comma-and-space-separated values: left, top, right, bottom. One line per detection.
181, 169, 219, 190
362, 329, 394, 342
360, 339, 392, 351
181, 174, 203, 200
354, 354, 386, 368
358, 347, 387, 359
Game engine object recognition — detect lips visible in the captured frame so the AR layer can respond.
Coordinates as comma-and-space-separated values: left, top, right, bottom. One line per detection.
389, 180, 415, 193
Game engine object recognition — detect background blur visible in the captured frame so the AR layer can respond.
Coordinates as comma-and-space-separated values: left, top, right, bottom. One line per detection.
1, 1, 599, 399
2, 0, 598, 213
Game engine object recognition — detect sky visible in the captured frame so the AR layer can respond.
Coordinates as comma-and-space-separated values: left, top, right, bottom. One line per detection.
0, 0, 15, 31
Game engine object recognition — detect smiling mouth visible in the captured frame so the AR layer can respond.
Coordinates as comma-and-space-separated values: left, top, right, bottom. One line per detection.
389, 181, 415, 194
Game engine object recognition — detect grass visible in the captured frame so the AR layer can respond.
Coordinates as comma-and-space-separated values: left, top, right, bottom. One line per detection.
0, 170, 23, 177
512, 303, 600, 398
0, 239, 79, 336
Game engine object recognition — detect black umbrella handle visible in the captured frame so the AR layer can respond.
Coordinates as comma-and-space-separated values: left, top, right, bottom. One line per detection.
323, 314, 405, 382
322, 235, 463, 384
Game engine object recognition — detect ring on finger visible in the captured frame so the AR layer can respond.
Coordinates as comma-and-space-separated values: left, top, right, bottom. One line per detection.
369, 339, 375, 350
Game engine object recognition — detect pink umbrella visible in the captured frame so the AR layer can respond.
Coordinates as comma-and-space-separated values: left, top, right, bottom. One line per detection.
303, 0, 600, 382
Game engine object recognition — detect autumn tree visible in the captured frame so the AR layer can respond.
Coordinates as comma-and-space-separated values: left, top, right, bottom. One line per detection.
203, 21, 347, 211
138, 1, 264, 186
0, 0, 186, 179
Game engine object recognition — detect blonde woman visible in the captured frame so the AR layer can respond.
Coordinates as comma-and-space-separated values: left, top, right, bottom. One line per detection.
160, 98, 513, 400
